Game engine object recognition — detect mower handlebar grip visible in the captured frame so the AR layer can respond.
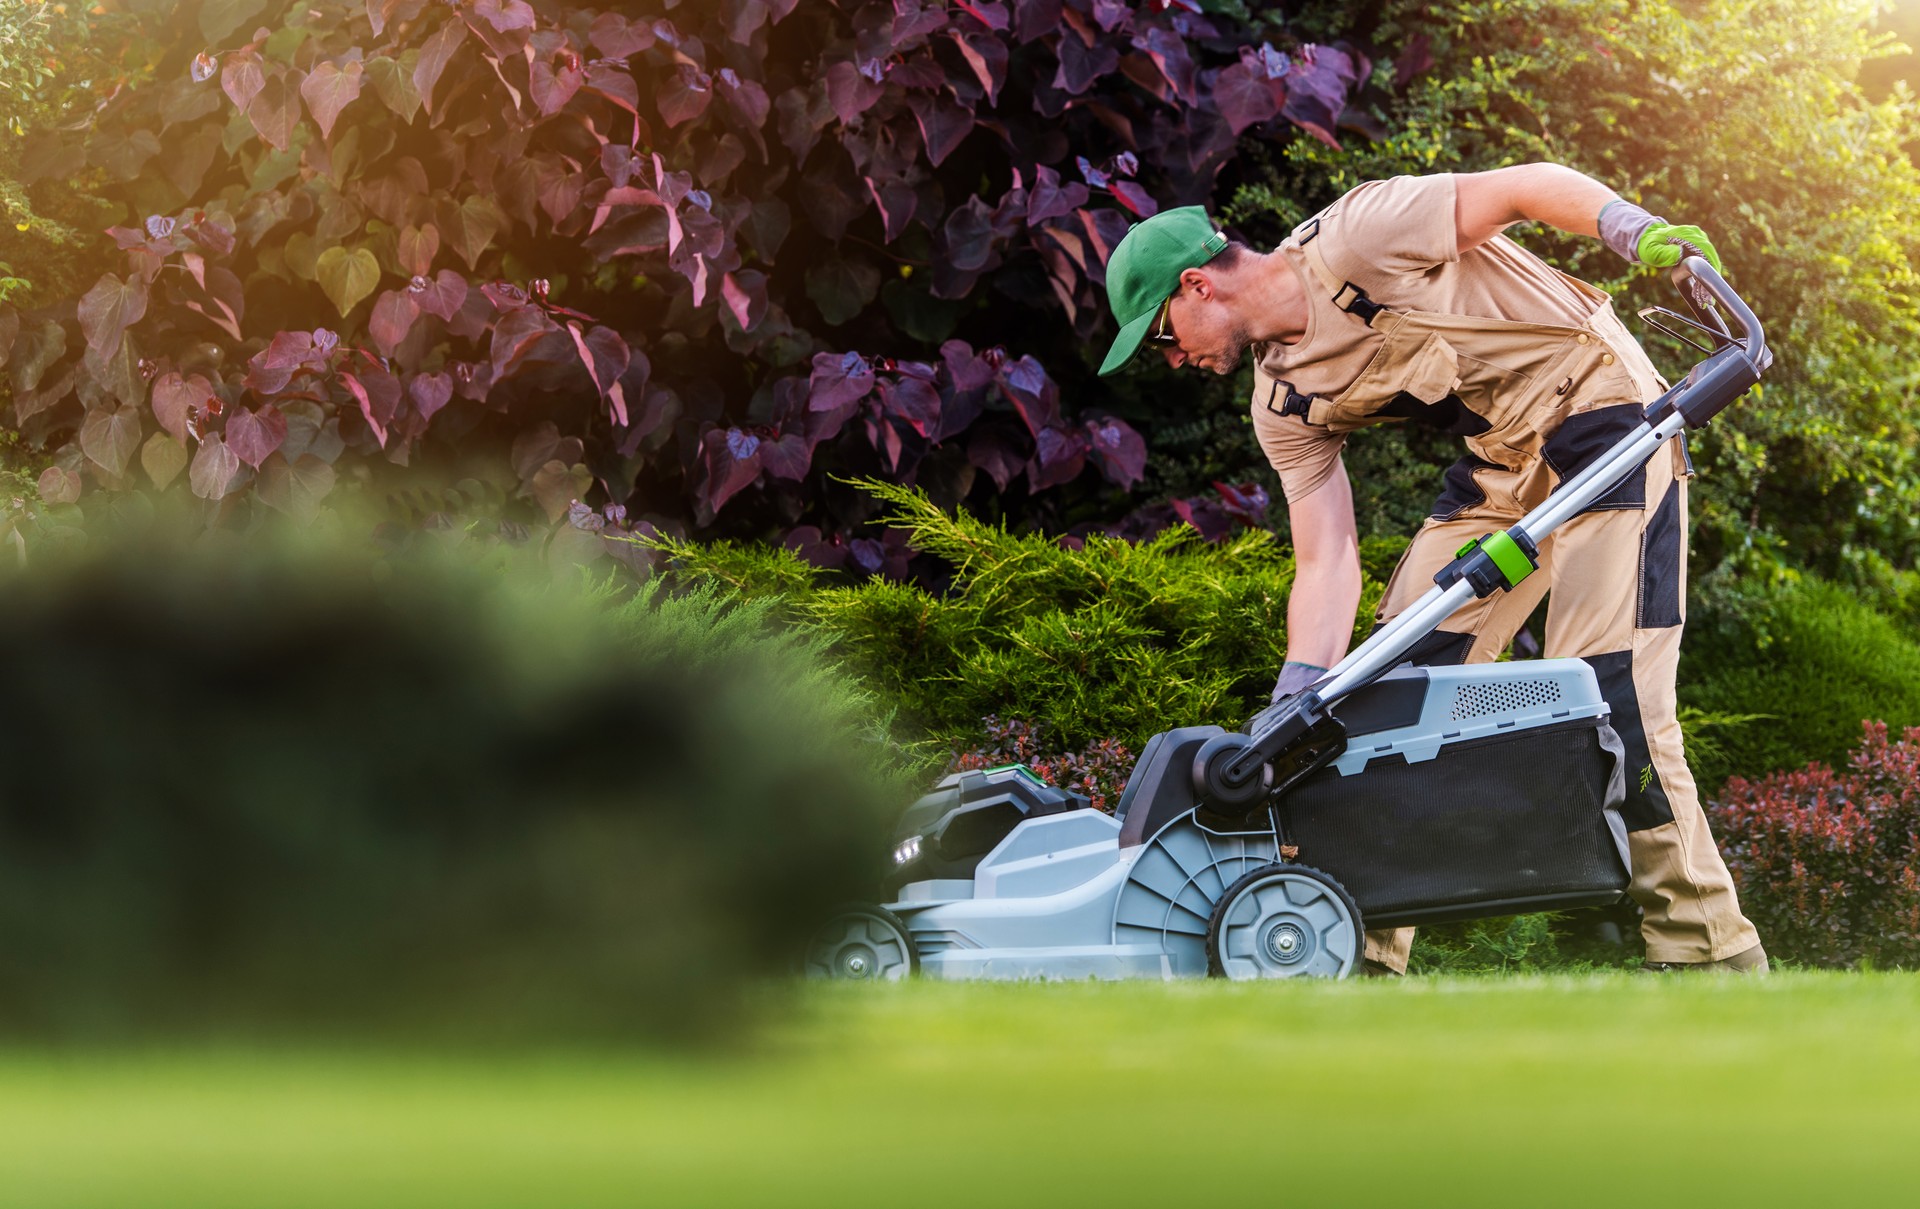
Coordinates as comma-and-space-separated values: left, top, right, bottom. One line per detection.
1675, 255, 1770, 375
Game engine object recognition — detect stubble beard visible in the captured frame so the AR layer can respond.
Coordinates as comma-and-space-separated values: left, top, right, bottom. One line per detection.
1209, 325, 1252, 375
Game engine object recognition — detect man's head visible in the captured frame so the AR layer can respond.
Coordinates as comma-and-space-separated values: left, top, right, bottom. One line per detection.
1099, 206, 1258, 377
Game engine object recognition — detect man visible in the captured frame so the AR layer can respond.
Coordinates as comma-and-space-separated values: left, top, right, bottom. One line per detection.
1097, 163, 1766, 975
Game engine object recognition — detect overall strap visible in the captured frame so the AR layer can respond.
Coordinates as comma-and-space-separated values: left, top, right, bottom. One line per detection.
1297, 217, 1390, 327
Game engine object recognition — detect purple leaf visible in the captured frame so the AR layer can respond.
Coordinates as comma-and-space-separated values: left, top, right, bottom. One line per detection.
1136, 28, 1197, 103
760, 433, 812, 481
227, 405, 288, 469
1076, 155, 1111, 190
1394, 34, 1433, 89
720, 270, 769, 333
369, 290, 420, 358
880, 376, 941, 438
1084, 416, 1147, 490
1015, 0, 1063, 44
968, 426, 1027, 491
408, 270, 469, 321
490, 306, 559, 383
809, 350, 875, 411
864, 176, 918, 242
716, 68, 771, 129
941, 340, 997, 392
1092, 0, 1131, 31
1027, 424, 1087, 490
1110, 181, 1159, 218
997, 354, 1059, 436
909, 93, 974, 167
659, 64, 713, 128
1214, 62, 1281, 135
1026, 166, 1090, 225
1248, 42, 1291, 80
1213, 480, 1272, 526
151, 372, 214, 445
1282, 46, 1353, 150
1053, 30, 1119, 94
413, 18, 467, 115
409, 372, 454, 423
699, 426, 763, 517
943, 195, 996, 272
953, 1, 1010, 31
949, 30, 1009, 104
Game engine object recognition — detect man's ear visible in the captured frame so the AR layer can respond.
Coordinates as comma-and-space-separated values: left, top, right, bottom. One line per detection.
1182, 265, 1213, 300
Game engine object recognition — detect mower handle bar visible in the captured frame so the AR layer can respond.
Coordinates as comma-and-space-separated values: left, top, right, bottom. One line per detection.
1670, 254, 1769, 375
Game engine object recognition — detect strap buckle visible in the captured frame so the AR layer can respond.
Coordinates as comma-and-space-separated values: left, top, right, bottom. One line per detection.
1265, 378, 1314, 420
1332, 281, 1385, 325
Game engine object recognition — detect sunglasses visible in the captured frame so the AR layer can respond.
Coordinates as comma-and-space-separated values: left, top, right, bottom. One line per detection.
1147, 292, 1179, 345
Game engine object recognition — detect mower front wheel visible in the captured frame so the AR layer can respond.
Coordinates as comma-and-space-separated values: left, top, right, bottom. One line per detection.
1206, 863, 1363, 980
803, 904, 918, 981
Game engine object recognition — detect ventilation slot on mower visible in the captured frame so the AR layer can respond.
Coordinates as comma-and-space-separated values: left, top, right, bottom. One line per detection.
1449, 678, 1561, 720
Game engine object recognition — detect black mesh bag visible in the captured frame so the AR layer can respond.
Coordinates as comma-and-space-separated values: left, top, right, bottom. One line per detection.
1279, 718, 1632, 929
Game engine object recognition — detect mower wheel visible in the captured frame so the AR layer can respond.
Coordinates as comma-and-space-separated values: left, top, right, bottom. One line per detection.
803, 904, 918, 981
1206, 863, 1363, 980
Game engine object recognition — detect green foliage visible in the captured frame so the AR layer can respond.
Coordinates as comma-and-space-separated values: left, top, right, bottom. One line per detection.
0, 514, 904, 1039
1266, 0, 1920, 585
655, 481, 1395, 751
1679, 574, 1920, 779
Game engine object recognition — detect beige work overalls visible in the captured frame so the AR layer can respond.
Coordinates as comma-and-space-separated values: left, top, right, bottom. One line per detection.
1284, 234, 1761, 970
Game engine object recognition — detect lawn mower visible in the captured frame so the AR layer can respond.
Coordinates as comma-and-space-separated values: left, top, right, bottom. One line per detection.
805, 255, 1769, 982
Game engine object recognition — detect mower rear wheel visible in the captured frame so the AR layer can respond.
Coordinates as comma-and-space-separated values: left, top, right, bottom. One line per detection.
1206, 863, 1362, 980
803, 904, 917, 981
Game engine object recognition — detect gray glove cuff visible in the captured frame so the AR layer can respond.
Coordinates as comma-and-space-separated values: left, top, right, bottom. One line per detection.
1271, 661, 1327, 705
1598, 199, 1663, 265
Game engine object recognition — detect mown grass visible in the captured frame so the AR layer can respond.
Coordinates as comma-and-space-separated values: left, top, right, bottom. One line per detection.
1, 973, 1915, 1208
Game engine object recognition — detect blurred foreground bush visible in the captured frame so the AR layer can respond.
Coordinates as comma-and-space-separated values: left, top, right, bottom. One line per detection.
0, 521, 902, 1040
1679, 576, 1920, 783
656, 480, 1406, 753
1710, 722, 1920, 969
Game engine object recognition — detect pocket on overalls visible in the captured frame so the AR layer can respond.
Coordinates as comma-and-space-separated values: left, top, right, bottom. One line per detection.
1309, 330, 1462, 430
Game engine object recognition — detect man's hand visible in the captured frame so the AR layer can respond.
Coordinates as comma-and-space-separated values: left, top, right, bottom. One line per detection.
1271, 660, 1327, 705
1636, 221, 1723, 274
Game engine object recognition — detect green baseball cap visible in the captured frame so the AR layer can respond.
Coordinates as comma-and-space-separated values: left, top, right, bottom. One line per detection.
1098, 205, 1229, 376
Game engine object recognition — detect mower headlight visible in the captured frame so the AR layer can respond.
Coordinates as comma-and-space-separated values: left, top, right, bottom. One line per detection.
892, 836, 921, 865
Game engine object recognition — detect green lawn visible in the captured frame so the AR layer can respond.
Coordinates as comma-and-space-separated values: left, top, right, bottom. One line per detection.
2, 973, 1916, 1208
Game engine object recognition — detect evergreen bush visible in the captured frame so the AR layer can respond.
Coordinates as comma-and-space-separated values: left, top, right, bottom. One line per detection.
0, 517, 904, 1039
1679, 576, 1920, 782
653, 480, 1399, 752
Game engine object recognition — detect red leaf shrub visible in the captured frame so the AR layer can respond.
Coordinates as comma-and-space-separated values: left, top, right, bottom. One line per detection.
1708, 721, 1920, 968
2, 1, 1383, 555
950, 715, 1134, 812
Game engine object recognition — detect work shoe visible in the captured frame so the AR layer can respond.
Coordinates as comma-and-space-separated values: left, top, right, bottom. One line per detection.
1640, 942, 1769, 975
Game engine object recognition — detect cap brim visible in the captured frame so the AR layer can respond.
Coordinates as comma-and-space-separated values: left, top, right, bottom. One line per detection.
1098, 307, 1159, 377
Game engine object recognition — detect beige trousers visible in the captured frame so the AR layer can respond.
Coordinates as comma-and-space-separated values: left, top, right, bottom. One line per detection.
1363, 429, 1761, 971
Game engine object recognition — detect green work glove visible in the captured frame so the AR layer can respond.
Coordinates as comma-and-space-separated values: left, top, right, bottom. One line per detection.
1636, 222, 1722, 275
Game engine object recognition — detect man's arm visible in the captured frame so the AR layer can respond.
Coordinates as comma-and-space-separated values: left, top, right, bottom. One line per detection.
1452, 163, 1617, 253
1284, 460, 1364, 671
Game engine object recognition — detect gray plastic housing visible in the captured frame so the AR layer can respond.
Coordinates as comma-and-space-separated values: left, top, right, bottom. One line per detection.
884, 658, 1613, 981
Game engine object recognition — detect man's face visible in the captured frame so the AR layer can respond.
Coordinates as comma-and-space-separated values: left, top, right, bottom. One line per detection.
1155, 275, 1250, 376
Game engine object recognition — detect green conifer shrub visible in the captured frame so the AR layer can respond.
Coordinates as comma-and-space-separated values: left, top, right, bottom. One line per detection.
652, 481, 1403, 752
